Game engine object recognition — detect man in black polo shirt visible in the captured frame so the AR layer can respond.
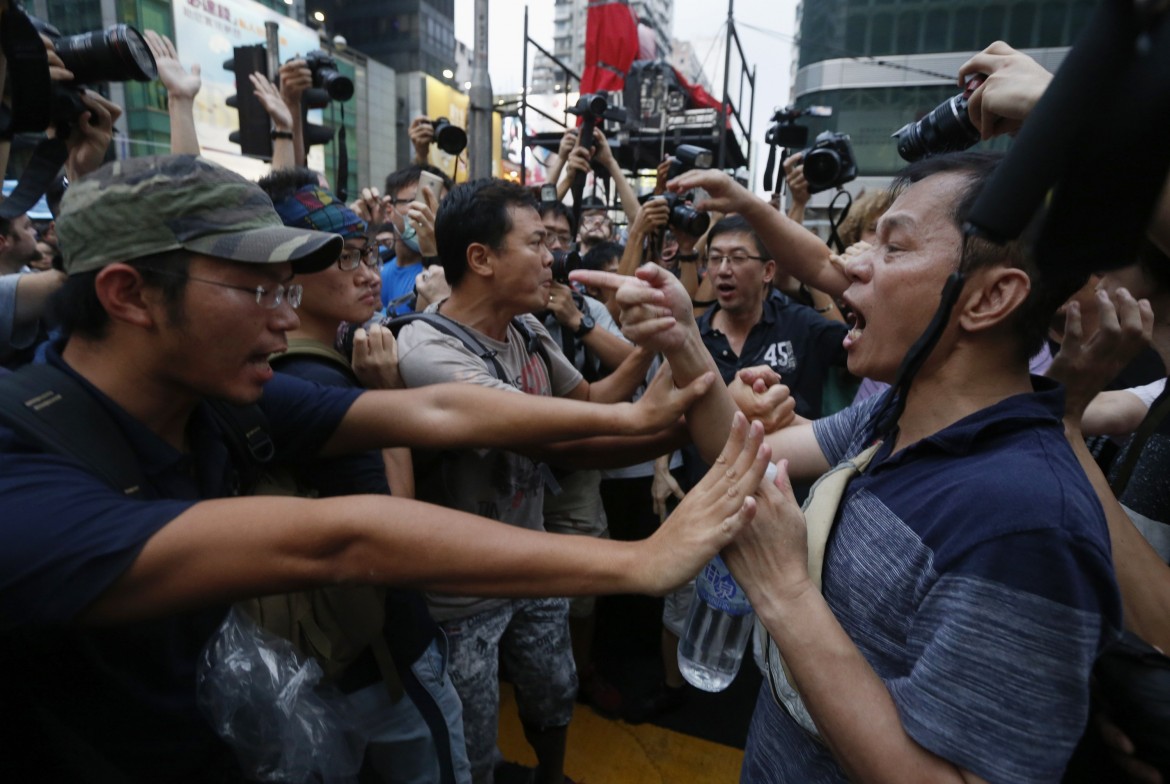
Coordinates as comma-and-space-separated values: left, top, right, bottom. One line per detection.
0, 155, 771, 782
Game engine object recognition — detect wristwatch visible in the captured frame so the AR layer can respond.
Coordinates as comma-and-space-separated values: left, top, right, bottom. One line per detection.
574, 313, 595, 338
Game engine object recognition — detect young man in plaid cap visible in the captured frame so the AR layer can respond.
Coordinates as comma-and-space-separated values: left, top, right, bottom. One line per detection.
0, 155, 774, 782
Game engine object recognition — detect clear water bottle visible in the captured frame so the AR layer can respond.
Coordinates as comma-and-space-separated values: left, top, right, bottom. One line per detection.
677, 554, 754, 692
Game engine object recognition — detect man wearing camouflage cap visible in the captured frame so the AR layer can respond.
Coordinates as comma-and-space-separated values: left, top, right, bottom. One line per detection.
0, 154, 772, 781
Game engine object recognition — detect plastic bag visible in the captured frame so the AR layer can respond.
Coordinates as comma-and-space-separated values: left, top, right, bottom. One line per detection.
196, 607, 367, 783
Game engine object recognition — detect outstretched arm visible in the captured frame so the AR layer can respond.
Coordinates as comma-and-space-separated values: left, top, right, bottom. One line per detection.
79, 413, 771, 625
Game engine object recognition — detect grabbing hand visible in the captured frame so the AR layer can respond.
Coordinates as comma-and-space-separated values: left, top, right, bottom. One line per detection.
630, 361, 716, 435
722, 457, 813, 607
557, 128, 579, 160
654, 157, 672, 196
351, 325, 403, 390
571, 263, 695, 354
41, 34, 73, 82
145, 31, 201, 101
828, 240, 873, 279
729, 366, 797, 433
959, 41, 1053, 140
564, 145, 593, 178
641, 414, 771, 594
592, 127, 616, 170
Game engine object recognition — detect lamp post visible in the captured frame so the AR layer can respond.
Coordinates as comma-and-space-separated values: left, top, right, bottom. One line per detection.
468, 0, 493, 179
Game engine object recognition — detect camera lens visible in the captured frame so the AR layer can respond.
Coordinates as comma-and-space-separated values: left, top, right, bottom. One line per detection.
432, 118, 468, 155
892, 93, 980, 162
551, 249, 581, 285
668, 203, 710, 237
55, 24, 157, 83
317, 67, 354, 101
803, 147, 843, 192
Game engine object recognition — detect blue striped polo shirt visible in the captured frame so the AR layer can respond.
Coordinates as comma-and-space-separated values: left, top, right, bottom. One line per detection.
742, 379, 1120, 783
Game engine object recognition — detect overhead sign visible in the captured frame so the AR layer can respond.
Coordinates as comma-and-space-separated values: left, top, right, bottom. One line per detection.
667, 108, 719, 130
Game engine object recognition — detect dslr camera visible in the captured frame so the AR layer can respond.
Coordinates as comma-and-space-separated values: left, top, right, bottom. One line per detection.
660, 192, 710, 237
800, 131, 858, 194
891, 76, 985, 162
303, 49, 353, 102
427, 117, 467, 155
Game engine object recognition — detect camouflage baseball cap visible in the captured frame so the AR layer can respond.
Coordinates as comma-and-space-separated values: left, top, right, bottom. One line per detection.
57, 155, 343, 275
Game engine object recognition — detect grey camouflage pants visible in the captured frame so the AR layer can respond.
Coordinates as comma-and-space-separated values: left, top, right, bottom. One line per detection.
439, 598, 577, 784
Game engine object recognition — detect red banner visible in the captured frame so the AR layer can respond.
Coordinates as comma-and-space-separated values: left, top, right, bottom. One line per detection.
580, 0, 639, 95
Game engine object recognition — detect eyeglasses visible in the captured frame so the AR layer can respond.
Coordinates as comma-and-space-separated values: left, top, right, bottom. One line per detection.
706, 253, 768, 267
543, 231, 572, 248
581, 214, 611, 226
140, 268, 302, 310
337, 246, 381, 270
385, 196, 416, 214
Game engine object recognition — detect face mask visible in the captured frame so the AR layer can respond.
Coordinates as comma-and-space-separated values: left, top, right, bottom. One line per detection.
400, 215, 421, 255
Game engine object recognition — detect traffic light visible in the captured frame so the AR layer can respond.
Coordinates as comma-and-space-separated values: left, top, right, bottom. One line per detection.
224, 44, 272, 159
301, 85, 337, 151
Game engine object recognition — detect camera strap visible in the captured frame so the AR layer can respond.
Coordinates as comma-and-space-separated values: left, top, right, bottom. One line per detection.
0, 5, 52, 138
335, 104, 348, 202
762, 141, 778, 193
0, 135, 66, 219
869, 271, 967, 441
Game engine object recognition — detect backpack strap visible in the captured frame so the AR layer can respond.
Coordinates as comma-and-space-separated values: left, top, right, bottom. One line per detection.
0, 363, 147, 496
1110, 383, 1170, 496
272, 338, 353, 373
387, 311, 508, 380
204, 400, 275, 496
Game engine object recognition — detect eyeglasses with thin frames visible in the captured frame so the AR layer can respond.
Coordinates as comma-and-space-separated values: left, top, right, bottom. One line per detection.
337, 246, 381, 271
139, 268, 302, 310
706, 253, 768, 267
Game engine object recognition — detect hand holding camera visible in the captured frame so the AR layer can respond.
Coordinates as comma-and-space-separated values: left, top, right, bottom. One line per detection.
405, 186, 440, 257
409, 115, 434, 162
959, 41, 1052, 140
782, 152, 810, 207
277, 58, 312, 108
667, 169, 752, 221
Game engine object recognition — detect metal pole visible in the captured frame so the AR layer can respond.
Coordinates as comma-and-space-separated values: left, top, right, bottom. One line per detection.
469, 0, 494, 179
717, 0, 734, 170
521, 6, 529, 185
264, 21, 281, 81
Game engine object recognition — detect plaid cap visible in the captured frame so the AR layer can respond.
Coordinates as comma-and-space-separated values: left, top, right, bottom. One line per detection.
57, 155, 343, 275
273, 185, 367, 240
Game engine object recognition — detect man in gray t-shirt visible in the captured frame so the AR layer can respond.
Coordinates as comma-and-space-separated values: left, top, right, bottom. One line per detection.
398, 179, 660, 784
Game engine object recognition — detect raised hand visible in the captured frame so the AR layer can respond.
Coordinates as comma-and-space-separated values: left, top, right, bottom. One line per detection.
145, 31, 201, 101
408, 115, 434, 163
640, 413, 771, 593
405, 186, 439, 257
248, 71, 293, 131
278, 59, 312, 108
729, 367, 797, 433
571, 263, 694, 354
783, 152, 810, 207
65, 90, 122, 181
668, 168, 756, 217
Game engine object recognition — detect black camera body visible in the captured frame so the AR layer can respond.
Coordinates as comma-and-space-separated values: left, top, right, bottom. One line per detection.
801, 131, 858, 194
891, 86, 981, 162
660, 193, 710, 237
304, 49, 353, 102
765, 106, 811, 150
551, 249, 583, 285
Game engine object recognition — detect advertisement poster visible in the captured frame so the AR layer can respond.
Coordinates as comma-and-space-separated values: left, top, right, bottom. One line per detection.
172, 0, 324, 178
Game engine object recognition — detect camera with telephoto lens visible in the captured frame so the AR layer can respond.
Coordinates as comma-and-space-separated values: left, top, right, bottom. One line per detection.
303, 49, 353, 101
800, 131, 858, 194
667, 144, 713, 180
660, 192, 710, 237
892, 75, 985, 162
34, 19, 157, 129
551, 249, 583, 285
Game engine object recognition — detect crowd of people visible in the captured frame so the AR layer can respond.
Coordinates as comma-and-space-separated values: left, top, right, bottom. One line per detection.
1, 24, 1168, 784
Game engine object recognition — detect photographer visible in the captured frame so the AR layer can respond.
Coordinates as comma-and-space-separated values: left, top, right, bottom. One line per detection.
555, 126, 640, 230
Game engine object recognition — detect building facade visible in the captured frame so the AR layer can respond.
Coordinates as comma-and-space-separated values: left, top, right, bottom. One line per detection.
788, 0, 1096, 195
309, 0, 456, 85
